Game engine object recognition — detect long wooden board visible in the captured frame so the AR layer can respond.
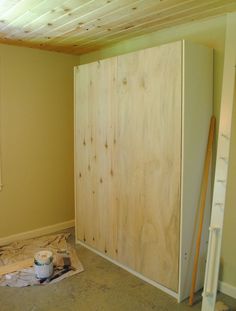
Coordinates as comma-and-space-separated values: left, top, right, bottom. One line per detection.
0, 258, 33, 276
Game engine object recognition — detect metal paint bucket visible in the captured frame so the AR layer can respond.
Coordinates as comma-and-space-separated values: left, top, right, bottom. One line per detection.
34, 250, 54, 280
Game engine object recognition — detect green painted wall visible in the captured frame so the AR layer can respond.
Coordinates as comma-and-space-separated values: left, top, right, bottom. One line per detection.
79, 15, 236, 288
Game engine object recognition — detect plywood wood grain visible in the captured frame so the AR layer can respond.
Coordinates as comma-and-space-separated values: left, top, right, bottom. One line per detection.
75, 58, 118, 258
115, 42, 182, 291
75, 41, 182, 291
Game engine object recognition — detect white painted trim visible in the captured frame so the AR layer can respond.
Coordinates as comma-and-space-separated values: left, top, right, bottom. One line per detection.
0, 58, 3, 192
178, 39, 185, 303
74, 66, 78, 243
218, 281, 236, 299
179, 40, 213, 303
77, 240, 178, 300
202, 12, 236, 311
0, 220, 75, 246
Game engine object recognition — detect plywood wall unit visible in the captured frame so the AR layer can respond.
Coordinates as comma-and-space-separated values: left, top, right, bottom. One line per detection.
115, 44, 182, 291
75, 41, 182, 292
75, 58, 118, 258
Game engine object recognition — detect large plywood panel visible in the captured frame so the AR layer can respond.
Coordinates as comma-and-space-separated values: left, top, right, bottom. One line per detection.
115, 42, 182, 291
75, 41, 182, 291
75, 58, 118, 258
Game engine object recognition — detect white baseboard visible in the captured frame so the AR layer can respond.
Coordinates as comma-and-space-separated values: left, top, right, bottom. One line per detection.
218, 281, 236, 299
77, 239, 179, 300
0, 220, 75, 246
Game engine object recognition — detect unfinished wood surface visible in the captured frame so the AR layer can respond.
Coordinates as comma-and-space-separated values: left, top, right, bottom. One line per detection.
75, 57, 118, 258
189, 116, 216, 306
75, 41, 182, 291
0, 258, 33, 276
0, 0, 236, 54
115, 42, 182, 292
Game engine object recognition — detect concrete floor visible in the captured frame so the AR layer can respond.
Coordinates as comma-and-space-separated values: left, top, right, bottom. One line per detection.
0, 229, 236, 311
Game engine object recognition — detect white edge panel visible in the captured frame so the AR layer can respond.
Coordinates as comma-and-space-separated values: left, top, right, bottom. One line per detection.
74, 66, 79, 243
178, 40, 213, 302
201, 12, 236, 311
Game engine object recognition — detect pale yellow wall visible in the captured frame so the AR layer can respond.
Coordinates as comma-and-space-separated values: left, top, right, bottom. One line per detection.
0, 44, 78, 237
79, 16, 236, 287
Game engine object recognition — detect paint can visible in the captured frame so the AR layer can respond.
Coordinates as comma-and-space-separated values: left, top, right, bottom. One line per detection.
34, 250, 54, 280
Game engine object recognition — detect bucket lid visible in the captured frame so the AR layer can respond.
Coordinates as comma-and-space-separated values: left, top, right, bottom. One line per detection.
34, 250, 53, 265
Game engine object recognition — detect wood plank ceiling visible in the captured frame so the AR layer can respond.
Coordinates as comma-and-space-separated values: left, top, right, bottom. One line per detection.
0, 0, 235, 55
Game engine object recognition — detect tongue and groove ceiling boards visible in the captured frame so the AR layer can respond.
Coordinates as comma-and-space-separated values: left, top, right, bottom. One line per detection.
0, 0, 236, 55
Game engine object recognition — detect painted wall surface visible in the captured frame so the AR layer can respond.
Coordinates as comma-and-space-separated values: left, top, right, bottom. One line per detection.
0, 44, 77, 237
221, 89, 236, 287
79, 16, 236, 287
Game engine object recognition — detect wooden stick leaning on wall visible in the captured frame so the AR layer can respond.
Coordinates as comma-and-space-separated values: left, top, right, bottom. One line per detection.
189, 116, 216, 306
